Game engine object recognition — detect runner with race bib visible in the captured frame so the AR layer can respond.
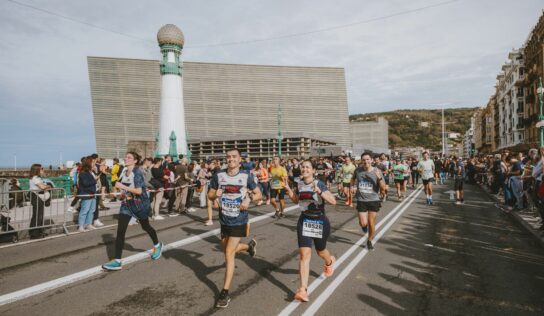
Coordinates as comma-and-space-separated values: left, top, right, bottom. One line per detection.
208, 148, 262, 308
284, 160, 337, 303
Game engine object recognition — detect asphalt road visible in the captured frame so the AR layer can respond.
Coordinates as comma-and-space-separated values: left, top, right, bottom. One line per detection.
1, 181, 543, 315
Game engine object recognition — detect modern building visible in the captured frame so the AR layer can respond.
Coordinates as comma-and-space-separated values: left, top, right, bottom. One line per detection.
88, 57, 351, 159
349, 117, 389, 153
187, 133, 335, 160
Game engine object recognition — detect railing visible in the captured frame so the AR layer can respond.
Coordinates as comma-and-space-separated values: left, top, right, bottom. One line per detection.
0, 187, 68, 242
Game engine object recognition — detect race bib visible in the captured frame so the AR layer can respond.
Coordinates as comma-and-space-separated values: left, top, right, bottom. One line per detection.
358, 181, 374, 194
302, 218, 323, 238
221, 196, 242, 217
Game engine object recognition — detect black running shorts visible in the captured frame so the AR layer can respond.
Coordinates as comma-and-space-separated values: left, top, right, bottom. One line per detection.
297, 213, 330, 251
270, 188, 286, 199
422, 178, 434, 185
221, 223, 249, 239
356, 201, 381, 213
454, 179, 464, 191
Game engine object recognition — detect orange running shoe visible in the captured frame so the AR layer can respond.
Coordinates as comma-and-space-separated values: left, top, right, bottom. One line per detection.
294, 287, 309, 302
323, 256, 336, 277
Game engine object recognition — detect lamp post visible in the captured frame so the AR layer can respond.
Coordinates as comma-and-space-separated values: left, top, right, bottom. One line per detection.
277, 104, 283, 158
538, 77, 544, 147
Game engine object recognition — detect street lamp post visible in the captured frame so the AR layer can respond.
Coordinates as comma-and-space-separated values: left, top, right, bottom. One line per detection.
538, 77, 544, 148
277, 104, 283, 158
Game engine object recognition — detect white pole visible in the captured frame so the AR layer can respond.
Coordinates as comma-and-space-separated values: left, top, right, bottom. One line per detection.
442, 107, 445, 158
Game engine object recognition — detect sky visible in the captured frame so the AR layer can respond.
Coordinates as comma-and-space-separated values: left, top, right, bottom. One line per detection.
0, 0, 542, 167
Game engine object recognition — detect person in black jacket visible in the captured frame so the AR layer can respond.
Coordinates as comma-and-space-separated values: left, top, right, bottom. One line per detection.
78, 157, 97, 232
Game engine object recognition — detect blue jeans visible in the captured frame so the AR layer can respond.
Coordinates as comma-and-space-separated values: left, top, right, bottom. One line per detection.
510, 177, 523, 209
79, 198, 96, 226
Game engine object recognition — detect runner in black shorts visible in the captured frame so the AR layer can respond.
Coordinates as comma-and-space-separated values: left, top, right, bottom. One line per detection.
208, 148, 262, 308
352, 153, 386, 250
284, 159, 337, 303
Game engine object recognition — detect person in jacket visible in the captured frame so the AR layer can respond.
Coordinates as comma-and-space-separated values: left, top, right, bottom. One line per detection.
77, 157, 97, 232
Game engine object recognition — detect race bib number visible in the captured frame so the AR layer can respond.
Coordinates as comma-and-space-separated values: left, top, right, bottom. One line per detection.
221, 196, 241, 217
302, 218, 323, 238
358, 181, 374, 194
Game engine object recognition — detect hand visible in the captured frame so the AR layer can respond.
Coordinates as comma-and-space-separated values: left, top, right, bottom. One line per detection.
312, 182, 321, 195
216, 188, 223, 198
115, 182, 125, 190
240, 197, 251, 211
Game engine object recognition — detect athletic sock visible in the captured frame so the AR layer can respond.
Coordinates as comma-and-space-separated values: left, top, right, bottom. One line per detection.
154, 242, 161, 248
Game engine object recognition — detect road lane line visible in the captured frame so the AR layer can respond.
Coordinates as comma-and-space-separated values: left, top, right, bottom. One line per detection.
279, 186, 423, 316
0, 205, 299, 307
301, 186, 422, 315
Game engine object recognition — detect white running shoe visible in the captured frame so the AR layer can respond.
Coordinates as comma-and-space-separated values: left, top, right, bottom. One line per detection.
128, 217, 139, 225
205, 220, 213, 226
154, 215, 165, 220
67, 206, 75, 213
77, 226, 87, 233
86, 224, 97, 230
187, 207, 197, 213
93, 219, 105, 227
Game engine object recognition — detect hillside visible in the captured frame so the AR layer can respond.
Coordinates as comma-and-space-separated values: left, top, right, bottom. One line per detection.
350, 108, 478, 150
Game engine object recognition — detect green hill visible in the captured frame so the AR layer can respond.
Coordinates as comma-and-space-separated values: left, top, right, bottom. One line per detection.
350, 108, 478, 150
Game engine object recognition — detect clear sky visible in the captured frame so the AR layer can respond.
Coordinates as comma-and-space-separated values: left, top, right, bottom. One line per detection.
0, 0, 542, 167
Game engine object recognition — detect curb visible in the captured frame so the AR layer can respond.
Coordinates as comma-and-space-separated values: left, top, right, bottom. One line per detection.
478, 183, 544, 248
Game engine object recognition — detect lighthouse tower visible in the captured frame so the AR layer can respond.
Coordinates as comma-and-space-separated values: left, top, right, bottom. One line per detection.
156, 24, 187, 158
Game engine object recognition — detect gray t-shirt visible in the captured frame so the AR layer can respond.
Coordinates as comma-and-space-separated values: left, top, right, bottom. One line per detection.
417, 159, 435, 180
355, 167, 382, 202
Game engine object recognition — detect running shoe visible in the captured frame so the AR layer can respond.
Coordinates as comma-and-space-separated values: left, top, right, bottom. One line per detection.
151, 242, 163, 260
168, 212, 179, 217
429, 199, 433, 205
216, 290, 231, 308
323, 256, 336, 277
154, 215, 165, 220
367, 240, 375, 250
94, 219, 105, 227
102, 259, 122, 271
77, 226, 87, 233
294, 287, 309, 302
86, 224, 97, 230
361, 225, 368, 234
205, 220, 213, 226
248, 238, 257, 257
273, 211, 280, 218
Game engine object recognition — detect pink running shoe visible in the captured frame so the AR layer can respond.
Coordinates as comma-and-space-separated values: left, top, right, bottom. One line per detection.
323, 256, 336, 277
294, 287, 309, 302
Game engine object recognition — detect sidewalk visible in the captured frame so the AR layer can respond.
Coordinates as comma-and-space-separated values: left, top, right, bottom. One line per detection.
478, 183, 544, 247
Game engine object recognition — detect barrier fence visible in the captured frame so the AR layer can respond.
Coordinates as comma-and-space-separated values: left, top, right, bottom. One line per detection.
0, 187, 68, 242
0, 183, 197, 243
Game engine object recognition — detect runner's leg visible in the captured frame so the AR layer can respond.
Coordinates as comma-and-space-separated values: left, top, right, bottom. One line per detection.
367, 211, 377, 241
223, 236, 242, 291
298, 247, 312, 289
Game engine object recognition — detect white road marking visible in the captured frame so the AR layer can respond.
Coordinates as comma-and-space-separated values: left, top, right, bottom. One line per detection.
0, 205, 299, 307
301, 186, 422, 315
279, 186, 423, 316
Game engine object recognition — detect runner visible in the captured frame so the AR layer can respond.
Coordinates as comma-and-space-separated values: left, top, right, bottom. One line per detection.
352, 153, 386, 250
340, 156, 356, 207
283, 160, 337, 302
402, 159, 411, 196
410, 158, 420, 189
434, 156, 444, 185
269, 156, 288, 218
208, 148, 262, 308
417, 151, 435, 205
377, 154, 390, 201
102, 152, 163, 271
392, 158, 407, 200
453, 156, 465, 205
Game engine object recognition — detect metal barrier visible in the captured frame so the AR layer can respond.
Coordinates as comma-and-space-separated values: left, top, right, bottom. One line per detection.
0, 187, 68, 242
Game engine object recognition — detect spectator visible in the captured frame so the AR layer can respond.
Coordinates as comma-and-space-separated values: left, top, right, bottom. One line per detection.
28, 164, 51, 239
174, 158, 190, 214
150, 158, 166, 220
110, 158, 123, 202
78, 157, 97, 232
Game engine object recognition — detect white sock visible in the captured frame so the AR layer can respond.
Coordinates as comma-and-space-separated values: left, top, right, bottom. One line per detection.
154, 242, 161, 248
115, 259, 121, 263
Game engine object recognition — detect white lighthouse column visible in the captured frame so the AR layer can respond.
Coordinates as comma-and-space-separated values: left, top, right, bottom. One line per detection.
156, 24, 187, 157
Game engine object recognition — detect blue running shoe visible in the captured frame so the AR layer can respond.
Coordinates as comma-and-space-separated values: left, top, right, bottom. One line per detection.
151, 242, 163, 260
102, 259, 122, 271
